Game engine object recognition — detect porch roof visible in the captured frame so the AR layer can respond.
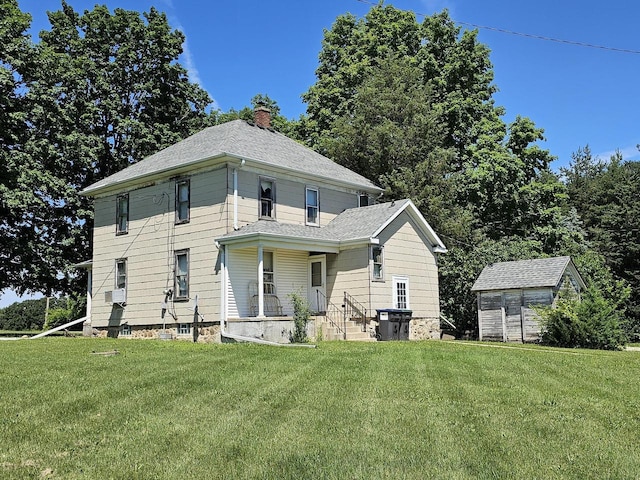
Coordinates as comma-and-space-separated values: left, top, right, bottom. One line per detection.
216, 199, 447, 253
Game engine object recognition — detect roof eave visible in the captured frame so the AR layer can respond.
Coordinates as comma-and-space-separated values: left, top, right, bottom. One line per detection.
216, 231, 340, 253
80, 153, 229, 197
371, 200, 447, 252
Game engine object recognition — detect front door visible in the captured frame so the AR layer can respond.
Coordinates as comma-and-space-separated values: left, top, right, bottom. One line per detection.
308, 255, 326, 313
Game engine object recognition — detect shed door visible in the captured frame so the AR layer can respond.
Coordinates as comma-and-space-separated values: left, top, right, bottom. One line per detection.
504, 291, 523, 342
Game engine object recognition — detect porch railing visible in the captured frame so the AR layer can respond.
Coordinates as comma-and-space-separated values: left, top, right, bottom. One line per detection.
315, 290, 346, 340
344, 291, 367, 332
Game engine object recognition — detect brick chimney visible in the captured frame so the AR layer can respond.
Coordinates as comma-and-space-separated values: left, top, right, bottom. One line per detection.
254, 104, 271, 129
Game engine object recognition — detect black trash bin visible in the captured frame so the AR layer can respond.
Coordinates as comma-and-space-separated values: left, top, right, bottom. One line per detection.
376, 309, 412, 340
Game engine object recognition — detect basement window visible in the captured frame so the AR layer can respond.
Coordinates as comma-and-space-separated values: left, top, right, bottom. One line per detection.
177, 323, 191, 335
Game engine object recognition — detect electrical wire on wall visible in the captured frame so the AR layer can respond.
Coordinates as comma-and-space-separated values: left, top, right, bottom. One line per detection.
153, 191, 177, 321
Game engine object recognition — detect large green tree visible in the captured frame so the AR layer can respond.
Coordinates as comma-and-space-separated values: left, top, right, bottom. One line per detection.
301, 4, 595, 333
564, 147, 640, 331
1, 1, 213, 297
0, 0, 38, 294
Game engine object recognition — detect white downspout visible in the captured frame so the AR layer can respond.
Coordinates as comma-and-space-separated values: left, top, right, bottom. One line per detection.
257, 244, 265, 317
219, 242, 226, 333
232, 159, 245, 231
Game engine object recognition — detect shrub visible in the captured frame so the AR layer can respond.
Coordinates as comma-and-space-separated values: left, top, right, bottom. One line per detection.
536, 286, 628, 350
288, 291, 310, 343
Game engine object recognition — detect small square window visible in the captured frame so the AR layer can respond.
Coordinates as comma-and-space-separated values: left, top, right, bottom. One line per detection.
372, 246, 384, 281
174, 249, 189, 300
120, 324, 131, 336
306, 187, 319, 226
116, 194, 129, 234
176, 179, 190, 224
358, 194, 369, 207
177, 323, 191, 335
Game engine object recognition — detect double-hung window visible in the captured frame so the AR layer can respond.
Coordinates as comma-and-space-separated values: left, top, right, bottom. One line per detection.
175, 249, 189, 300
306, 187, 319, 226
371, 246, 384, 281
260, 177, 275, 218
116, 194, 129, 234
175, 179, 190, 224
116, 258, 127, 290
263, 251, 275, 294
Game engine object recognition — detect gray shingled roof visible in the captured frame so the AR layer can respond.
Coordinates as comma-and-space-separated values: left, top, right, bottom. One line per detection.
82, 120, 380, 195
471, 256, 573, 292
218, 199, 426, 245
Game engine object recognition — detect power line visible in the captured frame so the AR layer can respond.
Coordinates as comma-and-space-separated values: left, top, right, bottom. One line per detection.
354, 0, 640, 55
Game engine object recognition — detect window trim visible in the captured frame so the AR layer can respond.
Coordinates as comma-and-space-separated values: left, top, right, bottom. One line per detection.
116, 193, 129, 235
177, 323, 191, 335
174, 249, 190, 301
263, 250, 275, 294
115, 258, 127, 290
259, 176, 276, 219
305, 186, 319, 226
175, 179, 190, 224
371, 245, 384, 282
392, 275, 410, 310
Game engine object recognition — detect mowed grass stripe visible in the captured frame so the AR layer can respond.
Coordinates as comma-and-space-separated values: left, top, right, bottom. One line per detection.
1, 338, 639, 479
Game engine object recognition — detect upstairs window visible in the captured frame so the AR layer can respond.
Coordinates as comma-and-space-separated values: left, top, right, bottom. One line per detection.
115, 258, 127, 290
176, 179, 190, 224
371, 246, 384, 281
306, 187, 319, 226
358, 193, 369, 207
116, 194, 129, 234
175, 249, 189, 300
260, 177, 275, 218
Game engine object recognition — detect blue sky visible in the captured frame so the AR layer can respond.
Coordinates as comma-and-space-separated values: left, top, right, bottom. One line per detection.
3, 0, 639, 308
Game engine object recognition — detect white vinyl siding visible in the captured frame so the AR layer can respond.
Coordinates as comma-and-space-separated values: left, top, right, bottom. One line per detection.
92, 169, 226, 328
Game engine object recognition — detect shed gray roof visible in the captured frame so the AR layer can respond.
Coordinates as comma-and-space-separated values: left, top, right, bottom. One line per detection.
471, 256, 575, 292
217, 199, 446, 252
82, 120, 380, 195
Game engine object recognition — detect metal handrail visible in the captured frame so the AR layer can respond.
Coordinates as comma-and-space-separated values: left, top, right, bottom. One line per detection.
316, 290, 346, 340
344, 291, 368, 332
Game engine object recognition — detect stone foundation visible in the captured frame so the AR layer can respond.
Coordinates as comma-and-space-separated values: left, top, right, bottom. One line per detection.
366, 317, 440, 341
410, 317, 441, 340
92, 323, 222, 343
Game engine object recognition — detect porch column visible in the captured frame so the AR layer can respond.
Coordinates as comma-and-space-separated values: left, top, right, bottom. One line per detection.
257, 244, 265, 317
220, 244, 226, 331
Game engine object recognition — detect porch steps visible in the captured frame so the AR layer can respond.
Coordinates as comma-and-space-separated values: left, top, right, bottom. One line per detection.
320, 319, 376, 342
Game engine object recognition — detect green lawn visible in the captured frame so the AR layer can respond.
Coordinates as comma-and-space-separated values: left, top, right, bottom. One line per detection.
1, 338, 639, 479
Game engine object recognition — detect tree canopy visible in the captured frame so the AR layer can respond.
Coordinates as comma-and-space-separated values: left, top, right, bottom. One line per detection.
0, 0, 213, 297
300, 4, 621, 335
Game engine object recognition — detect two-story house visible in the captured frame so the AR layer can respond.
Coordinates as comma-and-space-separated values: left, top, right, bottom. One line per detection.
80, 107, 447, 342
